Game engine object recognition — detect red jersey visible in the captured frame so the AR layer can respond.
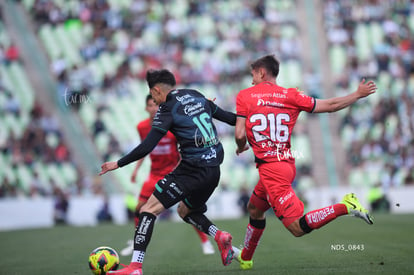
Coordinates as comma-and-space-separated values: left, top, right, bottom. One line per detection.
236, 81, 315, 163
137, 118, 180, 176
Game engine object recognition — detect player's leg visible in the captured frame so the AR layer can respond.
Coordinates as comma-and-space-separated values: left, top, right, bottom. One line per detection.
287, 201, 348, 236
176, 165, 234, 266
191, 218, 215, 254
233, 180, 269, 270
238, 161, 297, 266
290, 193, 373, 236
109, 194, 165, 275
120, 175, 158, 257
175, 198, 214, 254
119, 198, 146, 257
134, 174, 161, 226
111, 173, 184, 274
178, 201, 233, 266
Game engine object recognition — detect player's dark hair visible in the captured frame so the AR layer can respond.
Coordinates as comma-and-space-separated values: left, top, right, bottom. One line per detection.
146, 69, 176, 89
251, 55, 280, 77
146, 94, 153, 103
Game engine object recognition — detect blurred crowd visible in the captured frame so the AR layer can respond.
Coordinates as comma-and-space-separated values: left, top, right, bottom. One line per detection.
323, 0, 414, 188
29, 0, 301, 112
27, 0, 309, 191
0, 91, 84, 197
31, 0, 298, 85
0, 9, 82, 200
3, 0, 413, 202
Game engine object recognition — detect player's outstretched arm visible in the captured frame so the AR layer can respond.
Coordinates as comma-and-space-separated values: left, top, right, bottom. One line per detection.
313, 79, 377, 113
99, 129, 165, 177
117, 129, 165, 167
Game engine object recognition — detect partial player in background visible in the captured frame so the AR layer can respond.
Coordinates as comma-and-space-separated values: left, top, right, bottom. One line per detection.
233, 55, 377, 270
100, 69, 237, 274
119, 94, 214, 256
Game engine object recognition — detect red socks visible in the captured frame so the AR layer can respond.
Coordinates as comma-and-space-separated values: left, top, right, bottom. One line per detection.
304, 203, 348, 230
241, 221, 265, 261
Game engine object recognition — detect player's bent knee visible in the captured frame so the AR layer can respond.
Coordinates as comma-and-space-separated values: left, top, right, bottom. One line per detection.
247, 202, 265, 219
287, 219, 306, 237
140, 195, 165, 216
177, 202, 189, 218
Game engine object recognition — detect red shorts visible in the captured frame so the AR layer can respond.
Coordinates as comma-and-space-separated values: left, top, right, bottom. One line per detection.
250, 161, 304, 227
138, 173, 164, 202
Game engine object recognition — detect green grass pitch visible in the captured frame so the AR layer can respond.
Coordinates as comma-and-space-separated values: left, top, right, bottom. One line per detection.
1, 213, 413, 274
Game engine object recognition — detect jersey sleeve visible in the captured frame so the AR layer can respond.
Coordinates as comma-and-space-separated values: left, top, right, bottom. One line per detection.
152, 104, 172, 133
209, 100, 236, 125
236, 91, 247, 117
117, 129, 165, 167
290, 88, 316, 113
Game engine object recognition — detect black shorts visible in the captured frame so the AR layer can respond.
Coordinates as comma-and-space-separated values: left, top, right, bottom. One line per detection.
153, 161, 220, 211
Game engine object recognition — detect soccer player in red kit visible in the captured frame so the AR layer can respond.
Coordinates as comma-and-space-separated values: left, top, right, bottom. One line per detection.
120, 94, 214, 256
233, 55, 377, 269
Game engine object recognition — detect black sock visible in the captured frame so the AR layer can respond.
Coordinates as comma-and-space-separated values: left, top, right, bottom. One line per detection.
134, 212, 157, 251
299, 215, 313, 234
183, 212, 213, 235
249, 217, 266, 229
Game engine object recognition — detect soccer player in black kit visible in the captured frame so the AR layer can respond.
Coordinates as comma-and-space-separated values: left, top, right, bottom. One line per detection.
99, 69, 236, 275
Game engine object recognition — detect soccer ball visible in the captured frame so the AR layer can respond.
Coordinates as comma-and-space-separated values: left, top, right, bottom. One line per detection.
88, 246, 120, 274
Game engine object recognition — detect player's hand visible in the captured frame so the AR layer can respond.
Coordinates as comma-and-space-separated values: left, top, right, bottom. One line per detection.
99, 161, 119, 176
356, 79, 377, 98
236, 144, 249, 155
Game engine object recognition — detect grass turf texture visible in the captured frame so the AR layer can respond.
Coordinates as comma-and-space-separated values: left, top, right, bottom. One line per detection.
0, 213, 413, 275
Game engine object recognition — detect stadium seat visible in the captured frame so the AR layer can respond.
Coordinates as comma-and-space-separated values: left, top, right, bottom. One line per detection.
384, 114, 398, 139
0, 153, 5, 180
409, 13, 414, 33
87, 59, 105, 84
4, 165, 17, 186
8, 63, 35, 111
66, 21, 84, 49
369, 122, 384, 140
79, 101, 96, 129
47, 163, 67, 189
408, 77, 414, 96
355, 23, 371, 60
0, 21, 11, 47
329, 45, 347, 75
38, 24, 62, 61
369, 22, 384, 48
54, 25, 83, 66
377, 71, 391, 92
16, 164, 32, 194
95, 132, 110, 155
60, 162, 78, 187
392, 167, 409, 187
32, 161, 51, 192
390, 78, 404, 98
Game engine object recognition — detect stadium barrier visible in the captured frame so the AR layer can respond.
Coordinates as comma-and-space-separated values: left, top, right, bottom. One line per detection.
1, 187, 414, 231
